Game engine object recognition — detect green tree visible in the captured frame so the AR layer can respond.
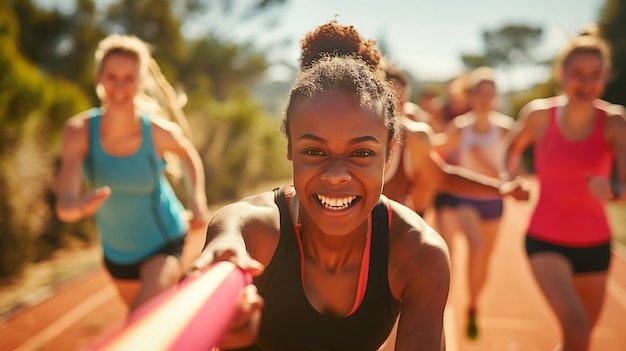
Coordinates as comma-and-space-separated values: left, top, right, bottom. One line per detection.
190, 93, 291, 202
174, 0, 287, 42
599, 0, 626, 106
102, 0, 285, 94
0, 0, 292, 283
103, 0, 187, 82
0, 3, 92, 279
12, 0, 105, 99
182, 36, 268, 101
461, 24, 543, 70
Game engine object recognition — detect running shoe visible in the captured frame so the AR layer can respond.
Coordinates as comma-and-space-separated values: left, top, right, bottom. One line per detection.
466, 309, 479, 340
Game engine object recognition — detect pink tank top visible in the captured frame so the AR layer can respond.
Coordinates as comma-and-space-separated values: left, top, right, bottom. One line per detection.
529, 105, 614, 246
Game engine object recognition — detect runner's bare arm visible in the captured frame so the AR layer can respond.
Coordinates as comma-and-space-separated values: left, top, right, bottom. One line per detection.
606, 106, 626, 201
502, 100, 549, 178
56, 112, 111, 222
152, 118, 209, 228
389, 203, 450, 350
186, 191, 279, 349
431, 152, 528, 200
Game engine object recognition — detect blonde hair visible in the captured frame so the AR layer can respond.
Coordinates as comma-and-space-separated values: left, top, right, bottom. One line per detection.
556, 23, 612, 74
94, 34, 193, 141
467, 66, 496, 93
95, 34, 193, 178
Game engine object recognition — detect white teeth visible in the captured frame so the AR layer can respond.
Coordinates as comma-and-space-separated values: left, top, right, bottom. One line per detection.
316, 195, 357, 210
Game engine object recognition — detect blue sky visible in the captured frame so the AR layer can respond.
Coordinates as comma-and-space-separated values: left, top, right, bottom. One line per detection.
220, 0, 604, 91
37, 0, 604, 91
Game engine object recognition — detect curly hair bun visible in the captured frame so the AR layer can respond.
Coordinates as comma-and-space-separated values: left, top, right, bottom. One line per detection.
299, 20, 381, 72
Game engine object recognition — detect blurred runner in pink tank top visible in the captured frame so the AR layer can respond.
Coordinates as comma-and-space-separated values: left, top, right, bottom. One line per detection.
504, 24, 626, 351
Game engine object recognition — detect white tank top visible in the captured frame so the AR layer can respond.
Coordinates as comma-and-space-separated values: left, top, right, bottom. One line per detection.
457, 112, 505, 176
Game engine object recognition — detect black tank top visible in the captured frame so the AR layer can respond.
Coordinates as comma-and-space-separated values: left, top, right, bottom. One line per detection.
236, 187, 401, 351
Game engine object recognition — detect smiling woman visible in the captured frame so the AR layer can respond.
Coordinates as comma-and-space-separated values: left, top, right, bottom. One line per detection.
503, 26, 626, 350
55, 34, 210, 316
288, 90, 389, 236
186, 21, 450, 351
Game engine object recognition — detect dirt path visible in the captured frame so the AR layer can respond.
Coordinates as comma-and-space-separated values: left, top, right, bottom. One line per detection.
1, 189, 626, 351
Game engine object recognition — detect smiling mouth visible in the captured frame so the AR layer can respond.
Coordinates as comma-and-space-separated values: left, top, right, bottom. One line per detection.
316, 194, 359, 210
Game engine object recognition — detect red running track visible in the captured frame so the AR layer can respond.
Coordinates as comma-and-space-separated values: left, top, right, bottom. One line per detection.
1, 194, 625, 351
443, 195, 626, 351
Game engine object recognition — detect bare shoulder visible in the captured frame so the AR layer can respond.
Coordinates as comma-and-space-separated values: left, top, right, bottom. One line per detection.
404, 102, 431, 123
388, 200, 449, 271
236, 191, 282, 262
61, 110, 94, 155
451, 113, 474, 129
403, 119, 434, 141
386, 201, 449, 347
402, 120, 435, 161
393, 203, 447, 253
387, 200, 449, 300
148, 115, 190, 156
516, 97, 555, 133
219, 191, 280, 236
604, 104, 626, 124
519, 97, 558, 119
149, 114, 183, 138
597, 100, 626, 138
239, 191, 279, 212
203, 190, 281, 267
215, 191, 278, 222
490, 111, 514, 128
595, 99, 626, 119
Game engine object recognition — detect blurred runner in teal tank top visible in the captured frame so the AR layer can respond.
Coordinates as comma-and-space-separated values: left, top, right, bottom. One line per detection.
56, 34, 210, 314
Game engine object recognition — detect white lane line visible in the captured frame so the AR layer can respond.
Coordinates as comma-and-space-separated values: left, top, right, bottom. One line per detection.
15, 286, 117, 351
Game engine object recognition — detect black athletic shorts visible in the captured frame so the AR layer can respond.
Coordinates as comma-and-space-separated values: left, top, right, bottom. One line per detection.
104, 235, 186, 280
525, 235, 611, 274
434, 192, 457, 210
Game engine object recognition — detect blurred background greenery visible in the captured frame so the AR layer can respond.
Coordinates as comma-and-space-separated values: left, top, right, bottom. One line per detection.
0, 0, 296, 281
0, 0, 625, 284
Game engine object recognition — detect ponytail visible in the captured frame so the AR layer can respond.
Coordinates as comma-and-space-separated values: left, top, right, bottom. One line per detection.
135, 58, 194, 142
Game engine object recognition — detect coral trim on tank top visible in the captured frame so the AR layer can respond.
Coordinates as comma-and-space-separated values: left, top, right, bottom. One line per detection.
284, 185, 371, 316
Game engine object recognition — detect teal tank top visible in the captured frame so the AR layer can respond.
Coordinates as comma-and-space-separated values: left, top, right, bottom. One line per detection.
83, 108, 188, 264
